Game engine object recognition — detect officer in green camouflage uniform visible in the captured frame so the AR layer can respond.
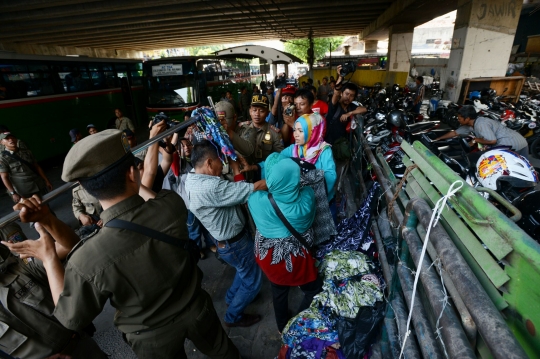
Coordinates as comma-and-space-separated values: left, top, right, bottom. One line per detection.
0, 211, 106, 359
6, 130, 240, 359
0, 133, 52, 203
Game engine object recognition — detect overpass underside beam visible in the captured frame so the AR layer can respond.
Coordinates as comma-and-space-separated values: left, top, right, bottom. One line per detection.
446, 0, 522, 102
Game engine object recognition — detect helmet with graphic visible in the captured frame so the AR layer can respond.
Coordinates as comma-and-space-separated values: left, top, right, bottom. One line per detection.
501, 109, 516, 122
476, 149, 539, 190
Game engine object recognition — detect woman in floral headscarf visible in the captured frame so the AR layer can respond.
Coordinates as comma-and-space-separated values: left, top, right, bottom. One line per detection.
277, 112, 337, 201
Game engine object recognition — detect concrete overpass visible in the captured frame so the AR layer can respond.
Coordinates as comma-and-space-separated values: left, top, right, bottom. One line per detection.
0, 0, 394, 56
1, 0, 528, 101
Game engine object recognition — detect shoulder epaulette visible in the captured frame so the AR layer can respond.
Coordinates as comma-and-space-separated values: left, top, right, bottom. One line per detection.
270, 125, 281, 133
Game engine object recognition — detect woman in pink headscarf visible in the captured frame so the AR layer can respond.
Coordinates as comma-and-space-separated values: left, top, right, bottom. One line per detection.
260, 112, 336, 201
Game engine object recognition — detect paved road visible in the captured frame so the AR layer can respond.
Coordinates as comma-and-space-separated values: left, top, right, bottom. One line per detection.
0, 165, 293, 359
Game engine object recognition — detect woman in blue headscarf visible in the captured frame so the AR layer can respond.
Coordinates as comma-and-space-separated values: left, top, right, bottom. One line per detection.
248, 153, 322, 333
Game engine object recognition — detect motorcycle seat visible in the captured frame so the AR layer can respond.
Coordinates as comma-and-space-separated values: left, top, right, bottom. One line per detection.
407, 121, 440, 133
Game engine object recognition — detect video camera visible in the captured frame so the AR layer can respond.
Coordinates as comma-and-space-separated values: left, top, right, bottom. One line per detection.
340, 62, 357, 77
152, 112, 179, 129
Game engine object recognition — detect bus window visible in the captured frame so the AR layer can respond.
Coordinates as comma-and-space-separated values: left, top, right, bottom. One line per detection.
102, 65, 118, 88
129, 63, 143, 86
115, 64, 128, 81
144, 61, 199, 107
0, 68, 56, 98
59, 65, 91, 92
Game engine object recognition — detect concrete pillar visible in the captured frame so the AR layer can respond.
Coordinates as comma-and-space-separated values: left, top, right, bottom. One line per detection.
271, 63, 278, 78
387, 24, 414, 72
445, 0, 522, 102
364, 40, 378, 54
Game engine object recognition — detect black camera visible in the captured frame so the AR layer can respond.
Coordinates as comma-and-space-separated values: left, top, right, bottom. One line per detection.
152, 112, 178, 129
284, 104, 296, 117
275, 75, 287, 89
340, 62, 356, 77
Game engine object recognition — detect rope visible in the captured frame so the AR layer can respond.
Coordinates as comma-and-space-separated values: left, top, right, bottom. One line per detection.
398, 180, 463, 359
387, 164, 418, 224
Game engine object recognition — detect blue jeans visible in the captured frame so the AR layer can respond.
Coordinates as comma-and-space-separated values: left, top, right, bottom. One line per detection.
187, 210, 215, 249
217, 231, 262, 323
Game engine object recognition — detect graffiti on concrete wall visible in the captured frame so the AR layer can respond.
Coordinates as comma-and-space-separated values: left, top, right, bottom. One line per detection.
476, 0, 517, 20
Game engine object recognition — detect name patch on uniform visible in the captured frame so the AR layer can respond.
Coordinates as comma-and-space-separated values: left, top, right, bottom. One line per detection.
14, 280, 35, 300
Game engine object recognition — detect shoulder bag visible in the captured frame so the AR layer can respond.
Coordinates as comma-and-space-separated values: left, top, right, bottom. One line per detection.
268, 193, 312, 251
105, 219, 199, 264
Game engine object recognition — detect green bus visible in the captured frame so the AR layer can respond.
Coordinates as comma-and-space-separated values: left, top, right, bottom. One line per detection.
143, 56, 263, 121
0, 53, 145, 161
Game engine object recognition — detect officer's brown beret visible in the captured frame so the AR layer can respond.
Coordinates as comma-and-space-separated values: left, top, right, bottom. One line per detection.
62, 129, 132, 182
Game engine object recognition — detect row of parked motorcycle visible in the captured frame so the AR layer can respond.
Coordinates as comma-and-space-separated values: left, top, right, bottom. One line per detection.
356, 84, 540, 240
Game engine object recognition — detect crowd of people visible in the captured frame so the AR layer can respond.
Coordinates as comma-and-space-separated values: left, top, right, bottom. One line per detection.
0, 65, 369, 359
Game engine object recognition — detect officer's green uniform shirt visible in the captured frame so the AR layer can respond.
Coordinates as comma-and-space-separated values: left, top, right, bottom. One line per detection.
0, 147, 46, 197
0, 241, 72, 359
237, 122, 283, 163
54, 190, 202, 334
230, 125, 256, 158
72, 186, 103, 220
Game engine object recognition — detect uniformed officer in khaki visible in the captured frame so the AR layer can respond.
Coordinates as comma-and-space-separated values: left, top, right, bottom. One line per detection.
72, 186, 103, 227
0, 132, 53, 203
0, 205, 106, 359
6, 130, 240, 359
236, 94, 284, 165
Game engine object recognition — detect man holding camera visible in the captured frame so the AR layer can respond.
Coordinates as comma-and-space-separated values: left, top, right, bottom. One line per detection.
325, 65, 367, 146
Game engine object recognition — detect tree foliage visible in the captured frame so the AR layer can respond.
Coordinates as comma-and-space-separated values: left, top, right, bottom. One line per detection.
284, 37, 344, 63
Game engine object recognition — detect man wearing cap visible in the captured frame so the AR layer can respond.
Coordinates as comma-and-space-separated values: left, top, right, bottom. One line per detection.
237, 94, 283, 166
7, 130, 240, 358
114, 108, 135, 132
0, 132, 53, 203
317, 77, 330, 101
87, 124, 98, 135
69, 128, 82, 145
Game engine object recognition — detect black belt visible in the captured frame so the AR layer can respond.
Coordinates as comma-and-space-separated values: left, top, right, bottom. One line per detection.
217, 229, 246, 247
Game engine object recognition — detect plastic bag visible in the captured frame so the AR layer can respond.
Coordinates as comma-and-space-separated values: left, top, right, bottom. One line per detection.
337, 301, 385, 359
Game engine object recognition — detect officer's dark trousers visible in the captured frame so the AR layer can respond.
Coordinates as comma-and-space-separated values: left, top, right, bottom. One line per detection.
125, 290, 240, 359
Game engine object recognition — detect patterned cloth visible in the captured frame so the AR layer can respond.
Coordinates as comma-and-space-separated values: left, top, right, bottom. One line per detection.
315, 182, 379, 259
192, 107, 237, 161
254, 229, 318, 286
318, 250, 371, 281
282, 306, 339, 348
292, 113, 331, 165
300, 170, 337, 245
314, 276, 383, 319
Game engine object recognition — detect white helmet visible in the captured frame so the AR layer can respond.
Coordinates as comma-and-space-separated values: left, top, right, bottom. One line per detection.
476, 149, 539, 190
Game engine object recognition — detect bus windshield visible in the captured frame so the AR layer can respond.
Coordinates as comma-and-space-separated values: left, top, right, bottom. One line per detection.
143, 60, 198, 107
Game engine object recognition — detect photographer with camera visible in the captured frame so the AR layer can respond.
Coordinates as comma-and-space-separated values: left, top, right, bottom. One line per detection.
140, 116, 175, 193
325, 65, 367, 147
